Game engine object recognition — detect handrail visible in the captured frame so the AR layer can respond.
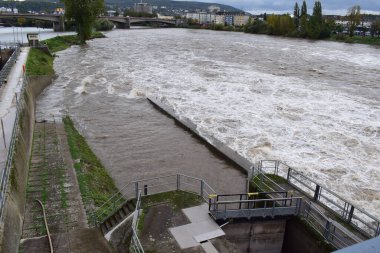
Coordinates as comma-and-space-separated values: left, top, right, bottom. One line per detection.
257, 160, 380, 238
214, 197, 302, 205
36, 199, 54, 253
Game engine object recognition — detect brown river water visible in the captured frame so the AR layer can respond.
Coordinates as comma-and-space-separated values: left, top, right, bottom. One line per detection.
36, 28, 380, 216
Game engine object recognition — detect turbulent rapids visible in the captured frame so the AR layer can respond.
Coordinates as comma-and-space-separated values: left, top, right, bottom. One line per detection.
36, 28, 380, 217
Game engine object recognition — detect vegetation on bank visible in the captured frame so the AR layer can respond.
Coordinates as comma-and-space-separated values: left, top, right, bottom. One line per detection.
25, 48, 54, 76
43, 32, 105, 53
62, 0, 104, 43
63, 116, 119, 220
25, 32, 104, 76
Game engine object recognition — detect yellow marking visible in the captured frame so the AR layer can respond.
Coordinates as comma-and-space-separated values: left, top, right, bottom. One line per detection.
209, 194, 217, 198
247, 192, 259, 197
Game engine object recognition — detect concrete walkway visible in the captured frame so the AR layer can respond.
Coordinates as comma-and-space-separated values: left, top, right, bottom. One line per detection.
0, 47, 29, 168
170, 204, 224, 252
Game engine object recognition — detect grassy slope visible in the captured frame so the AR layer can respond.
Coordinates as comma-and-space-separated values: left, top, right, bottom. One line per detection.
25, 48, 54, 75
26, 32, 105, 75
63, 116, 119, 220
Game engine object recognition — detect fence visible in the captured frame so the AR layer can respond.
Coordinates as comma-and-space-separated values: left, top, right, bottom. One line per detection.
0, 45, 20, 87
130, 191, 144, 253
254, 160, 380, 238
93, 173, 216, 226
209, 193, 302, 221
93, 174, 217, 253
0, 74, 27, 224
303, 201, 362, 249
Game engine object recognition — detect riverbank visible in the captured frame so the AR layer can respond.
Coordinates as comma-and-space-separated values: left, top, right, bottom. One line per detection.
26, 32, 105, 76
182, 24, 380, 47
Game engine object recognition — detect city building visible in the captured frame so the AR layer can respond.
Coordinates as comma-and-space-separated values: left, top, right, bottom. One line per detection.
133, 2, 153, 14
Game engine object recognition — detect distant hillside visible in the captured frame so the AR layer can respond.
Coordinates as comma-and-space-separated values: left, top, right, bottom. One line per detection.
0, 0, 242, 13
106, 0, 242, 12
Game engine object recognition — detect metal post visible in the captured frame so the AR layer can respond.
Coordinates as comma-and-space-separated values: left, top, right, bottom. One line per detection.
209, 198, 212, 211
144, 184, 148, 196
313, 185, 321, 202
275, 160, 279, 175
135, 182, 138, 199
347, 206, 355, 223
239, 194, 242, 209
287, 167, 291, 182
1, 120, 6, 149
176, 174, 180, 191
200, 180, 204, 198
324, 220, 331, 240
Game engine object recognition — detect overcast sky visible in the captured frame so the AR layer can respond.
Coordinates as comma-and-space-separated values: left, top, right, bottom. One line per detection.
195, 0, 380, 15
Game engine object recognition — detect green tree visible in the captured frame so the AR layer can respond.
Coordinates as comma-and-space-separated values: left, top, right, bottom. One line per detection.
347, 5, 361, 37
312, 1, 323, 24
300, 0, 308, 37
301, 0, 307, 16
62, 0, 105, 43
293, 2, 300, 28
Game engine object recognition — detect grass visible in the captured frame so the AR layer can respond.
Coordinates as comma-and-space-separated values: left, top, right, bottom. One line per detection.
43, 32, 105, 53
330, 35, 380, 46
137, 191, 204, 231
25, 32, 105, 76
25, 48, 54, 76
63, 116, 120, 222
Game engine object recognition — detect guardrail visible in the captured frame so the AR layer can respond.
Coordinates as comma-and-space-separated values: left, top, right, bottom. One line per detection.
94, 174, 216, 253
0, 45, 20, 87
254, 160, 380, 238
93, 173, 216, 226
303, 201, 362, 249
130, 191, 144, 253
0, 74, 27, 224
209, 193, 302, 221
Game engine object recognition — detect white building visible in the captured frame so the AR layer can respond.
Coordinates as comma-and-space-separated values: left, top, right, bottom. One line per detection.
186, 12, 216, 24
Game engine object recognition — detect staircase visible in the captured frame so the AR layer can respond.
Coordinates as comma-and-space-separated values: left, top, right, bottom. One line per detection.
99, 201, 136, 235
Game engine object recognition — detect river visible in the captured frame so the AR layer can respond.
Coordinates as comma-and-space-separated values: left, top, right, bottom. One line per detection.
0, 27, 75, 44
36, 28, 380, 217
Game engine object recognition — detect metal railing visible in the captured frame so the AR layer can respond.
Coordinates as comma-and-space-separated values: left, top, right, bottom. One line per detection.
0, 75, 27, 224
303, 201, 362, 249
94, 174, 217, 253
130, 191, 144, 253
254, 160, 380, 238
0, 45, 20, 87
209, 193, 302, 220
92, 173, 216, 226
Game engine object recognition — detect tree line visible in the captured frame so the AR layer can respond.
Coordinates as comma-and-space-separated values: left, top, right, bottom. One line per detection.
244, 1, 380, 39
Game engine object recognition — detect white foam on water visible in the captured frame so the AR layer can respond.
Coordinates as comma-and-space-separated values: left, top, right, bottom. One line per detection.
36, 29, 380, 219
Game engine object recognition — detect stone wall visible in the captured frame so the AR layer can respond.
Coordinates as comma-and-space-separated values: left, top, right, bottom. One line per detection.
0, 75, 54, 253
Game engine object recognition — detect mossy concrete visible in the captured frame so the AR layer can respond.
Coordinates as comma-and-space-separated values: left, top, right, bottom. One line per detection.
0, 75, 54, 253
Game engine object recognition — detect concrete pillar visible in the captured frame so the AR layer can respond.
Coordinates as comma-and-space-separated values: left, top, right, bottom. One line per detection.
53, 16, 65, 32
115, 17, 130, 29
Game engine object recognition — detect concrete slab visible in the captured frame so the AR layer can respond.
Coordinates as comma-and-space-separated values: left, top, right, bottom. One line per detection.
201, 241, 219, 253
169, 204, 225, 250
183, 203, 211, 223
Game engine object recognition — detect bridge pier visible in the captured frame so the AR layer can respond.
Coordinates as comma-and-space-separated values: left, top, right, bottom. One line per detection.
115, 17, 130, 29
53, 16, 65, 32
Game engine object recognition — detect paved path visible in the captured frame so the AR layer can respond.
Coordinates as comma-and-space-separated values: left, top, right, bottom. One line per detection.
20, 122, 88, 251
0, 47, 29, 168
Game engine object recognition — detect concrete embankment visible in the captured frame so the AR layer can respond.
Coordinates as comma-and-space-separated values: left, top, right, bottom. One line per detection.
147, 96, 254, 173
0, 75, 54, 253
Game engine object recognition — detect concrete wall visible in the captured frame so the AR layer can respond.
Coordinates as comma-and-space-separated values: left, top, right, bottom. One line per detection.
282, 218, 332, 253
0, 75, 54, 253
221, 219, 287, 253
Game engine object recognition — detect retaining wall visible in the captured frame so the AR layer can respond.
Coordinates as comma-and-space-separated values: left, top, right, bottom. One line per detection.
0, 75, 54, 253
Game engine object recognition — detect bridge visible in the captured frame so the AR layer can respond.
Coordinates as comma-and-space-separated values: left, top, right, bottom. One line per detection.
0, 13, 177, 31
0, 13, 65, 32
97, 16, 177, 28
